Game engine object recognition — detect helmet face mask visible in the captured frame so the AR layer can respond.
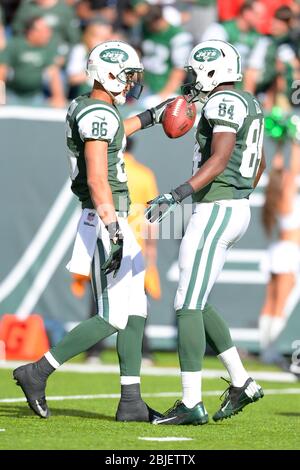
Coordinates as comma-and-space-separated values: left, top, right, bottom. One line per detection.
116, 68, 144, 99
182, 40, 243, 103
87, 41, 144, 104
181, 67, 205, 103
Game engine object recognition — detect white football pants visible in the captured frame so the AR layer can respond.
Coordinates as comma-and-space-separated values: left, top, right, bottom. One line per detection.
175, 199, 251, 311
91, 215, 147, 330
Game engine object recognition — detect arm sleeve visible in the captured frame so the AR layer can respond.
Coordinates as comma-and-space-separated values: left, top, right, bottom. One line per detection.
78, 109, 120, 143
204, 92, 248, 132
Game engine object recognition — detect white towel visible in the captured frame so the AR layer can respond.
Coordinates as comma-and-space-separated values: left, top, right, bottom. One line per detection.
66, 209, 100, 276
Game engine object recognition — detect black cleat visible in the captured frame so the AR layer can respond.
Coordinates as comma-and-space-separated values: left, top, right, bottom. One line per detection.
213, 377, 264, 422
152, 400, 209, 425
116, 399, 163, 422
13, 364, 50, 419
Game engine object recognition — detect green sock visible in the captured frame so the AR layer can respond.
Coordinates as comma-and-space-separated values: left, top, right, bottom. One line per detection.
117, 315, 146, 376
50, 315, 116, 365
202, 303, 234, 355
177, 308, 206, 371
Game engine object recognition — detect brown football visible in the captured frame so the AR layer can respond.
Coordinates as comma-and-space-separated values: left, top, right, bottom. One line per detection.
162, 96, 197, 139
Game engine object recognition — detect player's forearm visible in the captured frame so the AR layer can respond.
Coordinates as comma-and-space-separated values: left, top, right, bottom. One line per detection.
88, 179, 117, 225
124, 115, 142, 136
188, 154, 228, 193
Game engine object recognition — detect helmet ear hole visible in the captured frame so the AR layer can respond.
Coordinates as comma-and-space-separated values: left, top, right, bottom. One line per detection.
208, 70, 215, 78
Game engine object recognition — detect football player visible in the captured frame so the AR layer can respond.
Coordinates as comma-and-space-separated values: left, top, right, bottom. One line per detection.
146, 40, 266, 425
13, 40, 172, 421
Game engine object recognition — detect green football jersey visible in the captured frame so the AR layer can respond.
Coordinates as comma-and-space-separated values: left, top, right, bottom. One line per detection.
0, 36, 59, 95
66, 95, 129, 212
12, 0, 80, 45
193, 89, 264, 203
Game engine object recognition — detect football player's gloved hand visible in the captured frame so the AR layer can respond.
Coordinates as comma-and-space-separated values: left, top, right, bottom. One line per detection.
101, 221, 123, 278
137, 98, 175, 129
145, 193, 177, 224
145, 183, 194, 224
150, 98, 176, 124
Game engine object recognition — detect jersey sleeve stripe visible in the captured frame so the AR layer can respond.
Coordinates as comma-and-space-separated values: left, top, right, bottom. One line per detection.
76, 105, 120, 124
208, 118, 239, 131
213, 125, 236, 133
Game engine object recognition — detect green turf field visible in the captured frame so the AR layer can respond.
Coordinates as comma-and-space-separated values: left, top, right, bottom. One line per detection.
0, 353, 299, 450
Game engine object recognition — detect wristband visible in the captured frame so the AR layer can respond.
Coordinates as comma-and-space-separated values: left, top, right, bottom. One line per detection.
171, 182, 194, 202
137, 110, 154, 129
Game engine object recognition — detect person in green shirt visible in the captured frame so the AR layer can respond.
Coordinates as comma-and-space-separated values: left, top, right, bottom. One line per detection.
0, 16, 66, 107
12, 0, 80, 59
245, 5, 296, 98
141, 5, 192, 106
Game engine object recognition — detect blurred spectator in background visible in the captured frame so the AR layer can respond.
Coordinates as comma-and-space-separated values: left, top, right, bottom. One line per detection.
76, 0, 117, 25
12, 0, 80, 61
202, 0, 264, 74
0, 16, 66, 107
260, 149, 300, 366
66, 17, 114, 99
141, 5, 192, 108
185, 0, 217, 44
244, 5, 296, 105
0, 1, 22, 27
0, 4, 6, 50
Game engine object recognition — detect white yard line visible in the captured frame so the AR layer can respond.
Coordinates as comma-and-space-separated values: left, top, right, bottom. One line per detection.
138, 437, 193, 442
0, 361, 297, 383
0, 389, 299, 405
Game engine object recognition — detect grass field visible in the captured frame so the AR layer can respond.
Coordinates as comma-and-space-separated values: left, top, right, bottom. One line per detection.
0, 353, 299, 450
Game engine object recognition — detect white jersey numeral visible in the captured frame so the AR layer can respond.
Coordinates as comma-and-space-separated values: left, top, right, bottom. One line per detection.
239, 118, 264, 178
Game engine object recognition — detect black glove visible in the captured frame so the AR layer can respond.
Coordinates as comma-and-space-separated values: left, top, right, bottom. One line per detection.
101, 221, 123, 278
137, 98, 176, 129
150, 97, 176, 124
